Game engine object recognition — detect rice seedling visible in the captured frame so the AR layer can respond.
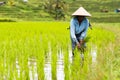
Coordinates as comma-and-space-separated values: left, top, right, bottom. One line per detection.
0, 22, 118, 80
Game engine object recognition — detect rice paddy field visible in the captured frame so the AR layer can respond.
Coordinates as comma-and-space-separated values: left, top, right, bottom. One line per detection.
0, 22, 119, 80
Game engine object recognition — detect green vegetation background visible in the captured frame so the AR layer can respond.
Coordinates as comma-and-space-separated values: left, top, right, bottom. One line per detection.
0, 0, 120, 80
0, 0, 120, 22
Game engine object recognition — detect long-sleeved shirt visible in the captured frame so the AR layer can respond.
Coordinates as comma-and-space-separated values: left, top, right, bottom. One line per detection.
70, 17, 89, 44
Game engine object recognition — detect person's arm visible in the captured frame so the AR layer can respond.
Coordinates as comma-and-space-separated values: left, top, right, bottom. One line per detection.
79, 18, 89, 43
70, 19, 79, 44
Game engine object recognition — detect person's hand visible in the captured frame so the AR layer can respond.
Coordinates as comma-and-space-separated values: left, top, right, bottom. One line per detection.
79, 40, 84, 45
77, 43, 81, 49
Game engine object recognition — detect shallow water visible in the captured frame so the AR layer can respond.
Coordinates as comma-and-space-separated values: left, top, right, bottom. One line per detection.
44, 43, 52, 80
28, 58, 38, 80
16, 58, 20, 78
44, 52, 52, 80
44, 48, 65, 80
4, 45, 97, 80
69, 49, 73, 64
90, 45, 97, 64
57, 50, 64, 80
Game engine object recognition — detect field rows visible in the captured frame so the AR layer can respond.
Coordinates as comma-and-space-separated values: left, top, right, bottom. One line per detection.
0, 22, 117, 80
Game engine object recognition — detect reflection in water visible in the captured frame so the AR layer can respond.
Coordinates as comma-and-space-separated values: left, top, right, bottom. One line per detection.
28, 58, 38, 80
68, 48, 73, 79
91, 45, 97, 64
16, 58, 20, 78
57, 50, 64, 80
44, 42, 52, 80
44, 45, 65, 80
3, 53, 7, 80
44, 53, 52, 80
90, 45, 97, 76
3, 43, 98, 80
69, 49, 73, 64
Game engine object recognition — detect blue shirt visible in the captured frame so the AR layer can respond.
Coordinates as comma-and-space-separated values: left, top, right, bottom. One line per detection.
70, 17, 89, 44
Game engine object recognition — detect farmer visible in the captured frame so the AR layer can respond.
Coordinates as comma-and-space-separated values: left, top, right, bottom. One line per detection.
70, 7, 91, 56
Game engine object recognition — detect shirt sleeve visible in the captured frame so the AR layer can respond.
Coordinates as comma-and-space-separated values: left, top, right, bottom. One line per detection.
80, 18, 89, 40
70, 19, 79, 44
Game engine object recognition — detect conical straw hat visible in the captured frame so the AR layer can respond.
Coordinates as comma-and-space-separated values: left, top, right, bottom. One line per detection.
72, 7, 91, 17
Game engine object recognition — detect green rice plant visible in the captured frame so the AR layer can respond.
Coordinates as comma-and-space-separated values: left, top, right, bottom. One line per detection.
0, 22, 119, 80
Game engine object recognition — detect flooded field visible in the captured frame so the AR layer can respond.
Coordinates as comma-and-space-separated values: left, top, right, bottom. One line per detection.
0, 22, 117, 80
2, 44, 97, 80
